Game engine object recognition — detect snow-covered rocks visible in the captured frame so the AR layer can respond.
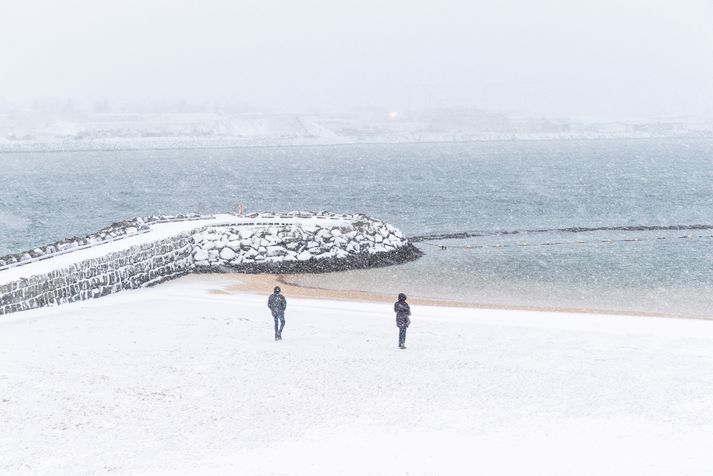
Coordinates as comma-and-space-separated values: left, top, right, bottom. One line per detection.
0, 213, 208, 272
193, 249, 209, 261
219, 248, 236, 261
0, 233, 195, 315
0, 211, 420, 316
189, 213, 413, 272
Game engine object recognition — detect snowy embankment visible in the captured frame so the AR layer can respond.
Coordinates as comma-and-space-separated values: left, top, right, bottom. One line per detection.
1, 274, 712, 475
0, 212, 419, 315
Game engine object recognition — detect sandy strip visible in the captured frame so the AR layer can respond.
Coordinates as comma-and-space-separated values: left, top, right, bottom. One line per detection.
199, 272, 680, 319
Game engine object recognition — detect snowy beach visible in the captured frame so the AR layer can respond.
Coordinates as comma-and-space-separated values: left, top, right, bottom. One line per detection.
2, 273, 713, 475
5, 1, 713, 474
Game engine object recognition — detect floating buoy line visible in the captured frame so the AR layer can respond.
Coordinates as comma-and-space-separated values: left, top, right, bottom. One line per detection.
416, 235, 710, 250
409, 228, 713, 251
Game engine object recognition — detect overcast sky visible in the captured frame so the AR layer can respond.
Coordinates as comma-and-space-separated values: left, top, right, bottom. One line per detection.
1, 0, 712, 119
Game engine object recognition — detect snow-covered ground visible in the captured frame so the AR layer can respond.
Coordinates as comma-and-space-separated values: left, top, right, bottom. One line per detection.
2, 274, 713, 475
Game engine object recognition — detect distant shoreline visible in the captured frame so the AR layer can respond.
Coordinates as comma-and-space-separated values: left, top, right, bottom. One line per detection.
2, 134, 712, 155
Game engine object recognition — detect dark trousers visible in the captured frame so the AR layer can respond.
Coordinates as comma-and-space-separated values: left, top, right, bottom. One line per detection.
398, 326, 407, 347
273, 313, 285, 335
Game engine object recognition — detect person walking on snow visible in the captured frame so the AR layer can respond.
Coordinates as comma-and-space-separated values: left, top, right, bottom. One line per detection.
268, 286, 287, 341
394, 293, 411, 349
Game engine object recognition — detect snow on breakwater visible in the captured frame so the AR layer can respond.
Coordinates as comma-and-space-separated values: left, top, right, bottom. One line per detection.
0, 212, 420, 316
0, 234, 195, 315
0, 213, 206, 270
191, 216, 414, 273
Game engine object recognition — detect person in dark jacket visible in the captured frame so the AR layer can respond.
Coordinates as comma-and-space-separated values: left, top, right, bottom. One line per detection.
267, 286, 287, 340
394, 293, 411, 349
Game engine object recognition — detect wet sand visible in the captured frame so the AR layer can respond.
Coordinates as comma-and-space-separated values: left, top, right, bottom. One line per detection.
199, 272, 678, 319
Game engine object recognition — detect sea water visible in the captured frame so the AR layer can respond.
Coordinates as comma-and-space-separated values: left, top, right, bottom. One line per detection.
1, 139, 713, 317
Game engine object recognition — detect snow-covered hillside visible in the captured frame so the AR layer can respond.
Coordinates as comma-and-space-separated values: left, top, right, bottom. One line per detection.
2, 274, 712, 475
1, 111, 711, 152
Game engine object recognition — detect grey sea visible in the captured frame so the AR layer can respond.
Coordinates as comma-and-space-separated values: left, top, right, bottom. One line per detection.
2, 139, 713, 318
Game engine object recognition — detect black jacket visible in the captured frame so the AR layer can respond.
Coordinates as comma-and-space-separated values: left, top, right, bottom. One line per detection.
394, 300, 411, 328
268, 293, 287, 316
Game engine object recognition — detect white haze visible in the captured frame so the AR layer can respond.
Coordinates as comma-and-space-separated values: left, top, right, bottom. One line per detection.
1, 0, 712, 119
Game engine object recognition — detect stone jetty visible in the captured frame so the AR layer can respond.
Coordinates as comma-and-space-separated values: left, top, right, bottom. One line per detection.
0, 212, 420, 316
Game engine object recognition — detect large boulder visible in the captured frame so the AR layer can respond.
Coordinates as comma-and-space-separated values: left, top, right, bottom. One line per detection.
220, 248, 236, 260
239, 228, 255, 239
267, 246, 286, 257
266, 234, 281, 245
297, 250, 313, 261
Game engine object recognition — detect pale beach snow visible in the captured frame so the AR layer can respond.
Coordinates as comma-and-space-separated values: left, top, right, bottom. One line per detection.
2, 274, 713, 475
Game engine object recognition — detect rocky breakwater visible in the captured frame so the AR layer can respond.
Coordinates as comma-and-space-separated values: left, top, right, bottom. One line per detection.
0, 212, 421, 316
191, 214, 421, 273
0, 234, 194, 315
0, 213, 205, 270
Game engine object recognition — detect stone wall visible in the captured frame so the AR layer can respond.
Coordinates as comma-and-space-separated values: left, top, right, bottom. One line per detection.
0, 233, 194, 315
0, 214, 206, 270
